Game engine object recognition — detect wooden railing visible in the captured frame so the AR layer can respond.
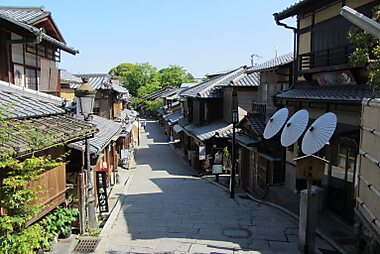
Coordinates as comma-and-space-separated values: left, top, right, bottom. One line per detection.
299, 45, 354, 71
252, 102, 267, 116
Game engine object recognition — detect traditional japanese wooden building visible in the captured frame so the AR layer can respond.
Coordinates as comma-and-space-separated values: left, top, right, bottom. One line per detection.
0, 6, 78, 94
274, 0, 376, 223
0, 80, 97, 227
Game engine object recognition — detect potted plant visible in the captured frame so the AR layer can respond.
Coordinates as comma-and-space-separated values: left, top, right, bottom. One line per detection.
55, 207, 79, 238
40, 206, 79, 240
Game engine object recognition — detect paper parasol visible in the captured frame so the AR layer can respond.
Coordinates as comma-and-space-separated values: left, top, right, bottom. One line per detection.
281, 109, 309, 147
263, 108, 289, 139
301, 112, 337, 155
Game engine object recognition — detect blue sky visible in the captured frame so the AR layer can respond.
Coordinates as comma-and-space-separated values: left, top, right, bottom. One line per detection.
1, 0, 297, 77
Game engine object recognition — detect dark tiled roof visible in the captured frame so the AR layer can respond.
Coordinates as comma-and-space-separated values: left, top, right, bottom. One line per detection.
159, 88, 182, 98
164, 110, 183, 124
246, 112, 266, 136
3, 114, 97, 156
143, 86, 176, 101
0, 6, 50, 24
230, 72, 260, 87
74, 74, 111, 90
229, 132, 259, 147
111, 84, 129, 94
248, 52, 293, 72
274, 0, 328, 20
117, 109, 138, 122
60, 69, 83, 85
157, 107, 166, 116
274, 85, 376, 104
0, 7, 78, 54
184, 121, 232, 141
69, 115, 122, 155
181, 67, 246, 98
178, 117, 189, 127
0, 81, 65, 119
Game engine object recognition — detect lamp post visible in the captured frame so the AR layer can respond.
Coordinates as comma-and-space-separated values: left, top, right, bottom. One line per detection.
340, 6, 380, 37
230, 90, 238, 199
75, 83, 97, 231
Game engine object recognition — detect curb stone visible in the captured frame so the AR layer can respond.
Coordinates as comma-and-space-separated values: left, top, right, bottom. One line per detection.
99, 174, 133, 237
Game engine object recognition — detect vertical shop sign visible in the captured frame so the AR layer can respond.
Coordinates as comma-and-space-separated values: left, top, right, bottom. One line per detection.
96, 171, 109, 213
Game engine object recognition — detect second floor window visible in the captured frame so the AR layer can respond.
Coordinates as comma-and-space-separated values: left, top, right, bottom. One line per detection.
25, 68, 38, 90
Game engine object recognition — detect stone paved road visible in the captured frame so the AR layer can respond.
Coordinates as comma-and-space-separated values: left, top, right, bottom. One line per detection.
97, 120, 333, 254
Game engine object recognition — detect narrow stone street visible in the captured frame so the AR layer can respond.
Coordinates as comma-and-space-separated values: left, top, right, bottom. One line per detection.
98, 120, 332, 254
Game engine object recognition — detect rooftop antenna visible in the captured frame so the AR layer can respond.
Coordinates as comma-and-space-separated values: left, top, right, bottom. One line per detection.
250, 53, 262, 67
274, 39, 278, 58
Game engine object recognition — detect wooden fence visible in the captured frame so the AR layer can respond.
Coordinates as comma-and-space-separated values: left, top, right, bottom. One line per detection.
358, 98, 380, 236
27, 164, 66, 225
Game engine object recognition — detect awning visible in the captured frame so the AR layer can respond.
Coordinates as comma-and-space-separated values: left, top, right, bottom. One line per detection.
173, 124, 184, 133
229, 132, 260, 148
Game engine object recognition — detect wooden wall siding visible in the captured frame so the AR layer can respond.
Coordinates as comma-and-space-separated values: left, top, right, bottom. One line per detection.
223, 88, 233, 123
297, 0, 376, 73
358, 98, 380, 236
192, 99, 203, 126
27, 164, 66, 225
0, 30, 10, 82
207, 99, 223, 123
224, 87, 259, 123
95, 91, 112, 119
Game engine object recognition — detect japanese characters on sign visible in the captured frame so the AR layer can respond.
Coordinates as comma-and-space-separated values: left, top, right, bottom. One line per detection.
295, 155, 326, 181
96, 171, 109, 213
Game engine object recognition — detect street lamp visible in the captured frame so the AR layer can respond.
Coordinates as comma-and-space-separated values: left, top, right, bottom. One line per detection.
75, 83, 97, 231
230, 90, 238, 199
340, 6, 380, 37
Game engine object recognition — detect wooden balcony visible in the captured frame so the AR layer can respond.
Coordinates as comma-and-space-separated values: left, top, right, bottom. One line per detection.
299, 46, 354, 74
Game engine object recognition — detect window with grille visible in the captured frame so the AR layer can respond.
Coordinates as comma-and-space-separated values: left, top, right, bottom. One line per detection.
252, 102, 266, 116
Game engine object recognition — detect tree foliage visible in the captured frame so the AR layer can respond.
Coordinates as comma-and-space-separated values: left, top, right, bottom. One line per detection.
109, 63, 159, 96
109, 63, 195, 97
159, 65, 195, 87
348, 5, 380, 90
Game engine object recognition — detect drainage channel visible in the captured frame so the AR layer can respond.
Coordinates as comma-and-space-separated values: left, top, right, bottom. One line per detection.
73, 238, 100, 253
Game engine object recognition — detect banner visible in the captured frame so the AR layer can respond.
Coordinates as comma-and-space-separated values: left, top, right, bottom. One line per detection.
96, 171, 109, 213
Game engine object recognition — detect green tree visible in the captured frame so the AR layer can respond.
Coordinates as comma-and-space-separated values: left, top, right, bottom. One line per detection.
137, 81, 161, 97
158, 65, 195, 87
348, 5, 380, 90
109, 63, 158, 96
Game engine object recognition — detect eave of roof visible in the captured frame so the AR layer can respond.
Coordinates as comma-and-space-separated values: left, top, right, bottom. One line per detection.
69, 115, 122, 155
248, 52, 293, 72
181, 66, 247, 98
0, 80, 65, 119
0, 11, 78, 55
274, 85, 376, 104
3, 114, 97, 157
184, 121, 231, 141
274, 0, 337, 20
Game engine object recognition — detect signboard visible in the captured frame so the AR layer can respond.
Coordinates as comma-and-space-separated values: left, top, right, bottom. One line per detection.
199, 145, 206, 160
96, 171, 109, 213
212, 164, 223, 174
294, 155, 327, 181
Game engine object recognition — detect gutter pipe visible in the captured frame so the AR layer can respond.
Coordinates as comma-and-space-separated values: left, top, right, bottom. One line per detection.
273, 13, 297, 88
